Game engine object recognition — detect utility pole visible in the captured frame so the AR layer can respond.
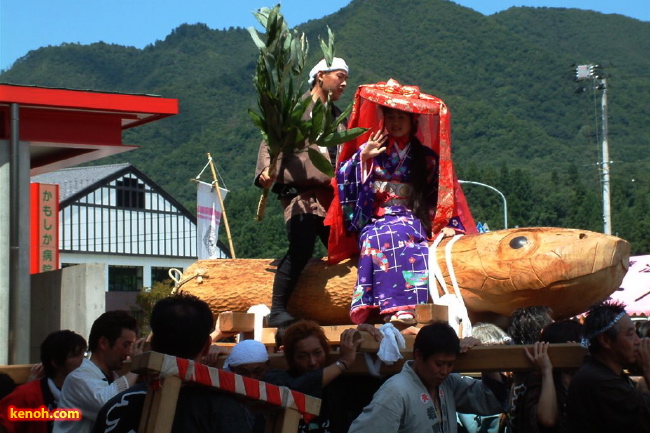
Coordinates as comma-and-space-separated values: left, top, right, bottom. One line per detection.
575, 65, 611, 234
600, 78, 611, 235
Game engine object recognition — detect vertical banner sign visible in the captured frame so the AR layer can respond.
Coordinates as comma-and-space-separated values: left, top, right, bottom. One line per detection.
197, 181, 227, 259
30, 183, 60, 274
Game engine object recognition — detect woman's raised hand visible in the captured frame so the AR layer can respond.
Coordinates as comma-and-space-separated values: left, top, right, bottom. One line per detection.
361, 130, 388, 162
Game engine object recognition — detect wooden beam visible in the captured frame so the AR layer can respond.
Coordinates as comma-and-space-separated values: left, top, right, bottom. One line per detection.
0, 364, 33, 385
261, 325, 360, 347
354, 331, 416, 352
261, 328, 279, 346
140, 375, 182, 433
415, 304, 449, 323
453, 343, 586, 372
130, 351, 166, 375
217, 312, 255, 333
266, 343, 587, 374
265, 407, 302, 433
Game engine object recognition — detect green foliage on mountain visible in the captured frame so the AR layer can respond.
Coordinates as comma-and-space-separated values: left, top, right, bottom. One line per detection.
2, 0, 649, 257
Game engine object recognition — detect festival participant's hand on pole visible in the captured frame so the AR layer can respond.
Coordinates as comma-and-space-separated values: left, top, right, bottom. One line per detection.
130, 337, 147, 359
203, 344, 228, 367
357, 323, 383, 343
459, 336, 482, 353
28, 363, 44, 382
339, 328, 362, 367
525, 342, 559, 428
525, 341, 552, 374
323, 328, 362, 387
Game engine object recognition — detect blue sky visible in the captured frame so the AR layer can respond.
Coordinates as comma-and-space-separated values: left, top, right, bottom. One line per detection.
1, 0, 647, 71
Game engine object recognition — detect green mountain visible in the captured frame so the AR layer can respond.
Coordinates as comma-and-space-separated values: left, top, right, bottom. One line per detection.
2, 0, 650, 256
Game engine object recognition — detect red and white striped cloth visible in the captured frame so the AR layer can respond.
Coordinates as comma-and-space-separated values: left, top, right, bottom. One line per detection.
153, 354, 318, 420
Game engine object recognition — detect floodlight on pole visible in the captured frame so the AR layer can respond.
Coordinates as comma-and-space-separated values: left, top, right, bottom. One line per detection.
575, 64, 611, 235
458, 180, 508, 230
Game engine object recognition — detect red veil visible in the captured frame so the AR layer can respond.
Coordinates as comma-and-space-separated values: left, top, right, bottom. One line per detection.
325, 79, 476, 264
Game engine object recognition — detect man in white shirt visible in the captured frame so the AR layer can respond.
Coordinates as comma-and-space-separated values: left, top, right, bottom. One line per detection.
53, 310, 144, 433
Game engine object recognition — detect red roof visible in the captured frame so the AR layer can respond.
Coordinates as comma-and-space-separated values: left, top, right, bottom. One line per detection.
0, 84, 179, 175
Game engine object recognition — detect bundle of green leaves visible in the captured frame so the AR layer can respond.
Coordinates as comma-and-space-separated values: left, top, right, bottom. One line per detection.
247, 5, 365, 220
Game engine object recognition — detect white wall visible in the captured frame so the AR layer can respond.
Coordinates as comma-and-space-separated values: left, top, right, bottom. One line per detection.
31, 263, 106, 363
60, 252, 196, 289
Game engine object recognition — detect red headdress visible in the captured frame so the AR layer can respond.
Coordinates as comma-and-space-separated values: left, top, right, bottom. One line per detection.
325, 79, 476, 264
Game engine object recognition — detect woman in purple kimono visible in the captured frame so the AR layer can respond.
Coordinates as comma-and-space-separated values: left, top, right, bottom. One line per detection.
329, 79, 476, 325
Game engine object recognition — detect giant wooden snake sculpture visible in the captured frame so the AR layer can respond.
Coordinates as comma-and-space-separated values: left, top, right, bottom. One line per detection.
177, 227, 630, 325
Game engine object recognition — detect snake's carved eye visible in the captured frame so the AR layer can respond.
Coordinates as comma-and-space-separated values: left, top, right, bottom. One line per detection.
509, 236, 528, 249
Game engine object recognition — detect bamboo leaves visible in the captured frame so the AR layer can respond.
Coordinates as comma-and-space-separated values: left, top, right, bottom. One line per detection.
247, 5, 365, 220
248, 5, 307, 162
319, 27, 335, 67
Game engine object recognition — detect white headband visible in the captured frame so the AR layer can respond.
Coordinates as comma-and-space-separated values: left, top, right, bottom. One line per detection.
223, 339, 268, 370
581, 311, 626, 348
308, 57, 349, 86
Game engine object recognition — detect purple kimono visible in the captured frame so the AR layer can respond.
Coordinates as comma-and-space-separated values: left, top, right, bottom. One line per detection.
338, 139, 462, 324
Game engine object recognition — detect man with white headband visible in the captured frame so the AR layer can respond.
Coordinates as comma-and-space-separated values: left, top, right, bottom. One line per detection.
567, 300, 650, 432
307, 57, 349, 100
254, 57, 349, 327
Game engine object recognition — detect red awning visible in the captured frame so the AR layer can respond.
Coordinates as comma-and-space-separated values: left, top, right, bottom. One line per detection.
0, 84, 179, 174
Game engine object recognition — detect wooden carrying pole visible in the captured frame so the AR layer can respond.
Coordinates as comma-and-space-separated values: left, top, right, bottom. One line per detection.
131, 351, 320, 433
207, 153, 236, 259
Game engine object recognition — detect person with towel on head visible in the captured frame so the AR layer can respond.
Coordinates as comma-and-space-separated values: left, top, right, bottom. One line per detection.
224, 340, 270, 381
254, 57, 350, 327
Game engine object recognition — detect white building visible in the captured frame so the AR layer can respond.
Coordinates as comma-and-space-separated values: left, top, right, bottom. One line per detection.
31, 163, 228, 309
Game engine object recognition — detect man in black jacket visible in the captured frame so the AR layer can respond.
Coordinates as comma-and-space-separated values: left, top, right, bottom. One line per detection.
254, 57, 350, 327
567, 300, 650, 433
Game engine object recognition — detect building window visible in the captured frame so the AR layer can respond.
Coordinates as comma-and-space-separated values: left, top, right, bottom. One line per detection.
109, 266, 142, 292
151, 267, 178, 288
116, 177, 145, 209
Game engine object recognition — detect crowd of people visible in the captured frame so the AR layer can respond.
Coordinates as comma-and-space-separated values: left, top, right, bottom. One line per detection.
2, 59, 650, 433
2, 298, 649, 433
